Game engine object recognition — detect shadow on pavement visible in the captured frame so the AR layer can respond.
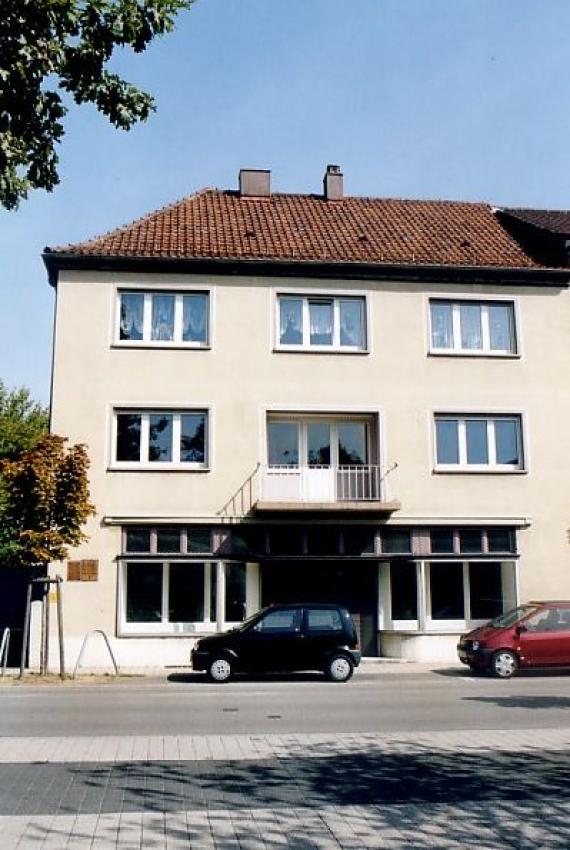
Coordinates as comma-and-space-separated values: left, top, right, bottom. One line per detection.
7, 741, 570, 848
167, 671, 327, 684
432, 666, 570, 679
463, 695, 570, 710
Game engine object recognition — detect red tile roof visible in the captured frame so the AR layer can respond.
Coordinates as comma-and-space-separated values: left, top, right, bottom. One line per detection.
50, 189, 563, 270
503, 207, 570, 236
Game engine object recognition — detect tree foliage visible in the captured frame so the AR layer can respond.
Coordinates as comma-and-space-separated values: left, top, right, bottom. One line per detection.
0, 0, 194, 209
0, 434, 95, 565
0, 380, 49, 460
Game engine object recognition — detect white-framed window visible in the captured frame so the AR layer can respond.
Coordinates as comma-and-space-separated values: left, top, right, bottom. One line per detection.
116, 290, 210, 347
119, 560, 248, 635
383, 558, 518, 632
113, 409, 208, 469
276, 293, 367, 351
429, 299, 517, 355
267, 416, 373, 467
426, 560, 512, 627
434, 415, 524, 471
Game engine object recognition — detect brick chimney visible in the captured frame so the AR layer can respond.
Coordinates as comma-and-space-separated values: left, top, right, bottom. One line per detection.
239, 169, 271, 197
323, 164, 343, 200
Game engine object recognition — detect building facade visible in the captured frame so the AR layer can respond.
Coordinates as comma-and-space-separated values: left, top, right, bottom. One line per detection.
43, 167, 570, 666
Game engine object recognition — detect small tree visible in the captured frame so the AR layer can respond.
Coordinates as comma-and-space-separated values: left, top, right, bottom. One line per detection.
0, 434, 95, 568
0, 380, 49, 461
0, 0, 194, 209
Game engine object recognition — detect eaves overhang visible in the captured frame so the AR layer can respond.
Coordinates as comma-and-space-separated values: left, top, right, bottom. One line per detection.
42, 250, 570, 288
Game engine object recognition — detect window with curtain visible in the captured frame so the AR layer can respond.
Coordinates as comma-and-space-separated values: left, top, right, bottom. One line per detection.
117, 291, 209, 346
429, 299, 517, 354
277, 294, 366, 350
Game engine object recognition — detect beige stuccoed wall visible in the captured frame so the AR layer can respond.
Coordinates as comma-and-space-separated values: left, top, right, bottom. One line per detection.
48, 270, 570, 664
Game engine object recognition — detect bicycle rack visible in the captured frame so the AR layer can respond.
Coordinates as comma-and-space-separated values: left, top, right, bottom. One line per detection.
0, 628, 10, 677
72, 630, 120, 678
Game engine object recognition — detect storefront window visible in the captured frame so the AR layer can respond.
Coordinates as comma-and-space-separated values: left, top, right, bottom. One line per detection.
168, 563, 205, 622
429, 562, 465, 619
469, 562, 503, 620
225, 563, 246, 622
459, 528, 482, 553
125, 527, 151, 553
382, 529, 411, 554
486, 528, 514, 553
157, 527, 182, 553
430, 528, 455, 554
390, 563, 418, 620
126, 563, 162, 622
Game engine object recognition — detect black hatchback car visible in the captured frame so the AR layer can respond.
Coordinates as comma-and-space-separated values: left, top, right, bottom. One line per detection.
191, 603, 361, 682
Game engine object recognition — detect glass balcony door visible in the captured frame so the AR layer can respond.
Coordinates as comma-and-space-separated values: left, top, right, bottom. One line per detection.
266, 418, 372, 502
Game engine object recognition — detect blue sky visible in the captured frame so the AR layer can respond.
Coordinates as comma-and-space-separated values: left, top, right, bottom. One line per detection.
1, 0, 569, 403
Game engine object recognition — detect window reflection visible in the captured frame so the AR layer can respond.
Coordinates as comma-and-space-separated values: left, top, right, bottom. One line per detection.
309, 301, 333, 345
183, 294, 208, 343
339, 299, 364, 347
268, 422, 299, 466
279, 298, 303, 344
120, 293, 144, 340
116, 414, 141, 461
180, 414, 206, 463
151, 295, 175, 341
430, 302, 453, 348
149, 415, 173, 462
308, 422, 331, 466
338, 423, 367, 465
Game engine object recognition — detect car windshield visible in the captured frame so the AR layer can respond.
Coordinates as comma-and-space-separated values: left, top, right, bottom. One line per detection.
490, 604, 539, 629
231, 610, 267, 632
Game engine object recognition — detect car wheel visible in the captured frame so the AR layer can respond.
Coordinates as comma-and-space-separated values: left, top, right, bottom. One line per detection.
491, 649, 518, 679
325, 654, 354, 683
208, 657, 233, 683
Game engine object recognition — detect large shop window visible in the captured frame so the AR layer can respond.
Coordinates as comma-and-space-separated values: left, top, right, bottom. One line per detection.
122, 561, 247, 634
277, 294, 367, 351
434, 415, 524, 471
117, 291, 209, 347
387, 560, 513, 629
114, 409, 208, 469
390, 563, 418, 621
427, 561, 505, 624
429, 299, 517, 355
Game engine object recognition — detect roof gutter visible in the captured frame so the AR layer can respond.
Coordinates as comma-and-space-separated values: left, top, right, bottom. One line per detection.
42, 250, 570, 288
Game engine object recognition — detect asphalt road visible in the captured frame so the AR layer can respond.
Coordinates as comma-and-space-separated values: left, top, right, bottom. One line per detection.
1, 664, 569, 737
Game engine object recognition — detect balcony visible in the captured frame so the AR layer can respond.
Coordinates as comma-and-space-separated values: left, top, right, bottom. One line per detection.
255, 464, 400, 513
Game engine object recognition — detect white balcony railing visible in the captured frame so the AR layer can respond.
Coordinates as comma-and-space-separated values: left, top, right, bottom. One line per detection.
259, 464, 389, 504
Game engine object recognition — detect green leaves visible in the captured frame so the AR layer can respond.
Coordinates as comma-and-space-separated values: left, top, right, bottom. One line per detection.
0, 0, 194, 209
0, 434, 95, 565
0, 380, 49, 461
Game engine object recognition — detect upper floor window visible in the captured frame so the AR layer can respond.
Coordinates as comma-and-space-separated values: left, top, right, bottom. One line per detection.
429, 299, 517, 355
117, 291, 209, 347
113, 409, 208, 469
434, 415, 524, 471
277, 294, 367, 351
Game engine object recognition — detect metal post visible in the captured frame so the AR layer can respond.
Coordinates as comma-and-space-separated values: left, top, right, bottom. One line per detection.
40, 585, 47, 675
1, 629, 10, 677
56, 576, 65, 679
44, 580, 51, 675
19, 580, 33, 679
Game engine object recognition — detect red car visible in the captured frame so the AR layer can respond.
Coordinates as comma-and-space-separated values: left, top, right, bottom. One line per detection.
458, 601, 570, 678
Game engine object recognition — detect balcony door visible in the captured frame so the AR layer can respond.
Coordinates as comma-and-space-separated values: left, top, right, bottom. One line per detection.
267, 418, 370, 502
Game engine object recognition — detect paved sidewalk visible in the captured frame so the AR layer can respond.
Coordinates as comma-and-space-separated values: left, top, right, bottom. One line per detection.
1, 727, 569, 848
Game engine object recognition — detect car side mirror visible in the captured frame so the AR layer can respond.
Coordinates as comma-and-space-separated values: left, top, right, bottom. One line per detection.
515, 624, 527, 636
